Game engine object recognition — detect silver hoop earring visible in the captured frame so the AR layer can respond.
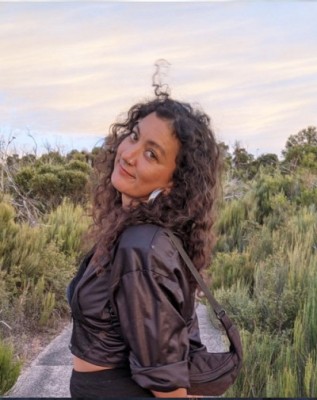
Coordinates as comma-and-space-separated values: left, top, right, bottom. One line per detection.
148, 188, 163, 203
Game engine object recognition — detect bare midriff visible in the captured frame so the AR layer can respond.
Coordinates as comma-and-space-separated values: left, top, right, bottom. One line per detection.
73, 355, 114, 372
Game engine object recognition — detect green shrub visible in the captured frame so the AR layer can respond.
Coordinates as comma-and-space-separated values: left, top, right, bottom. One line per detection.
44, 199, 90, 256
14, 167, 35, 194
252, 172, 298, 224
31, 173, 60, 197
298, 188, 317, 207
225, 329, 287, 397
0, 202, 19, 271
58, 170, 88, 202
215, 199, 257, 252
254, 258, 299, 335
0, 338, 21, 395
65, 159, 91, 174
216, 199, 248, 236
36, 242, 76, 310
214, 282, 257, 332
225, 329, 317, 397
10, 152, 91, 213
293, 270, 317, 357
209, 251, 254, 290
36, 164, 62, 175
248, 225, 273, 263
0, 197, 90, 333
0, 270, 9, 317
22, 276, 56, 328
303, 351, 317, 397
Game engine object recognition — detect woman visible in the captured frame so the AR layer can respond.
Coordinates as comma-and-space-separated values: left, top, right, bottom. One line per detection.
69, 93, 221, 397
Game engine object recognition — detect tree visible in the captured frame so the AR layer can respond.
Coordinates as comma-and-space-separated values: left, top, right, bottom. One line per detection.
282, 126, 317, 170
232, 142, 254, 170
218, 141, 232, 171
284, 126, 317, 150
256, 153, 279, 168
232, 142, 256, 179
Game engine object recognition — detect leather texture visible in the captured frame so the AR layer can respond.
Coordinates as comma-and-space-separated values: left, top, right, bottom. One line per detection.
70, 224, 205, 392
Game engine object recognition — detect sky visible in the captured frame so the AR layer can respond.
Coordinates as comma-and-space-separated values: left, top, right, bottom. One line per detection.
1, 1, 317, 159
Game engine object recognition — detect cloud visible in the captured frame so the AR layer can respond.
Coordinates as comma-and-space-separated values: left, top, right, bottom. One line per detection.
0, 2, 317, 156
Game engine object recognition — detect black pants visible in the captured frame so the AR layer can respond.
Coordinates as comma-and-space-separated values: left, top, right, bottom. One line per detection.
70, 367, 154, 398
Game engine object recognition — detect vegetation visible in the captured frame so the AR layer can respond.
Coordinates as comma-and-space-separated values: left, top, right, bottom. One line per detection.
0, 126, 316, 395
209, 126, 317, 397
0, 338, 21, 395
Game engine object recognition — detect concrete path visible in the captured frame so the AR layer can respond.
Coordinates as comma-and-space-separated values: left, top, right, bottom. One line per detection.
6, 303, 228, 398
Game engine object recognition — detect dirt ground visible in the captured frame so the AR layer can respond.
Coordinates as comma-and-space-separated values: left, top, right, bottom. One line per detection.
11, 317, 70, 372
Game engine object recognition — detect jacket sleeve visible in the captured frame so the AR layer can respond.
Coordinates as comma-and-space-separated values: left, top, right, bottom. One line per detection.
110, 227, 191, 392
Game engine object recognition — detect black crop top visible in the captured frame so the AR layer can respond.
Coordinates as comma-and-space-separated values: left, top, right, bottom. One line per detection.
69, 224, 204, 392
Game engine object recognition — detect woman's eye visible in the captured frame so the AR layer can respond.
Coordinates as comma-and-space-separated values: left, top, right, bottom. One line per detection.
145, 150, 158, 160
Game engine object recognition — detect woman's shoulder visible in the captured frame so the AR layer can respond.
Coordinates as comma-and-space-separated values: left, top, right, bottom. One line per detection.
117, 224, 176, 252
114, 224, 183, 277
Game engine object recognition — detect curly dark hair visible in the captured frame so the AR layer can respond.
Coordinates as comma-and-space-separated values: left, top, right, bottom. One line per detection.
89, 96, 222, 273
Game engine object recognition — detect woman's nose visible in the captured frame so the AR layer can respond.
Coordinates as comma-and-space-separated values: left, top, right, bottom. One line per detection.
121, 145, 138, 166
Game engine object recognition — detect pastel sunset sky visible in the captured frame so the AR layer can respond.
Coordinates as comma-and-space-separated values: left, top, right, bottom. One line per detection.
1, 1, 316, 158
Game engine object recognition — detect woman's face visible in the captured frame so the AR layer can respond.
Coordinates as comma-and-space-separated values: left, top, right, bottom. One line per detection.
111, 112, 180, 207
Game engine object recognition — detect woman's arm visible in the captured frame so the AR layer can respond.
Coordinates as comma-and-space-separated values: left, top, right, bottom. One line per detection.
152, 388, 187, 398
110, 225, 193, 393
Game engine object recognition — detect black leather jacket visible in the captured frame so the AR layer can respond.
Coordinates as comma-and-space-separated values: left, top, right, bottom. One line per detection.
69, 224, 204, 392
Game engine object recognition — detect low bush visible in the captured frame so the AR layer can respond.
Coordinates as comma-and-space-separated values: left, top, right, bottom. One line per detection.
0, 198, 91, 333
0, 338, 21, 395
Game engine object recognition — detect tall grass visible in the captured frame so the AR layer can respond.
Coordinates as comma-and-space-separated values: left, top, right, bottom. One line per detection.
44, 198, 91, 256
211, 171, 317, 397
1, 164, 316, 397
0, 196, 91, 394
0, 338, 21, 395
0, 197, 90, 332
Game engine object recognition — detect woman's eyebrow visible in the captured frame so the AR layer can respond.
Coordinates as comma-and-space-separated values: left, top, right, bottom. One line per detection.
136, 122, 166, 159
